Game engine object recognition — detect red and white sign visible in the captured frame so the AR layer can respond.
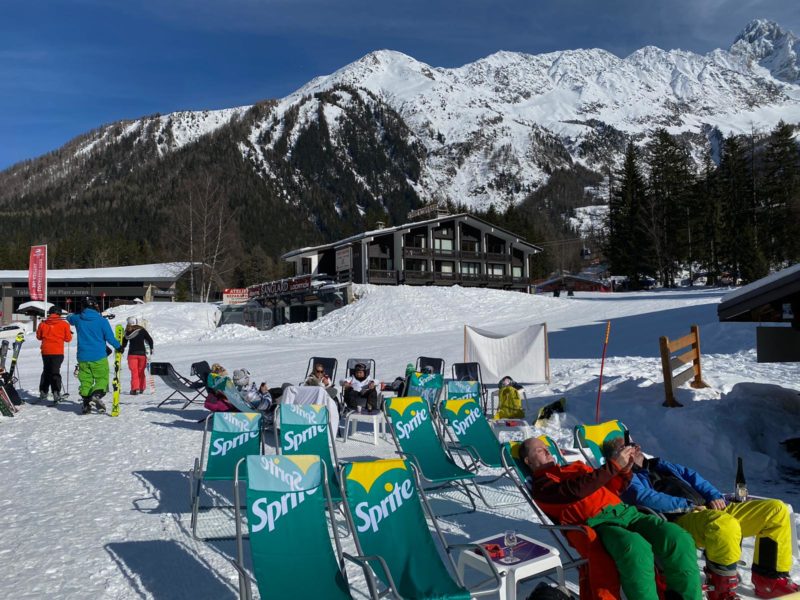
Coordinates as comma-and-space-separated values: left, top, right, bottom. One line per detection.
223, 288, 249, 305
28, 245, 47, 302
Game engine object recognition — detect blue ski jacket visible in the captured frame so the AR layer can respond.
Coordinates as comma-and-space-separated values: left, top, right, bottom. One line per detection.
67, 308, 121, 362
621, 457, 724, 513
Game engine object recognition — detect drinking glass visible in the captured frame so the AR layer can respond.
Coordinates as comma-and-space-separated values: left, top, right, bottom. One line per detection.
501, 530, 519, 563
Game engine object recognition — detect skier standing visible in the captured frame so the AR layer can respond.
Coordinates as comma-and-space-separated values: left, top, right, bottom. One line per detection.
67, 297, 121, 414
120, 317, 153, 395
36, 306, 72, 403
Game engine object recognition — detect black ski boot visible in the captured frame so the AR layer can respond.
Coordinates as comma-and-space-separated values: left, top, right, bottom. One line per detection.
81, 397, 92, 414
91, 392, 107, 414
51, 391, 62, 406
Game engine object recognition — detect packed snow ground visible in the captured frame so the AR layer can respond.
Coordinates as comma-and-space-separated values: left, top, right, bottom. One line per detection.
1, 285, 798, 599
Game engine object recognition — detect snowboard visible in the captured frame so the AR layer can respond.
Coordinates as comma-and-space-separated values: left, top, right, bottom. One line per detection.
7, 332, 25, 383
0, 340, 8, 372
110, 324, 124, 417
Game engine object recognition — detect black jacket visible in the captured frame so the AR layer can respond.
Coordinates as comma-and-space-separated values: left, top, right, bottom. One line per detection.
121, 327, 154, 356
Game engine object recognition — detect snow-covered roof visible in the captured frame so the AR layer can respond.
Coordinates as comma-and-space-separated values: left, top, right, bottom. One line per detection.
282, 213, 542, 260
718, 263, 800, 322
0, 262, 195, 283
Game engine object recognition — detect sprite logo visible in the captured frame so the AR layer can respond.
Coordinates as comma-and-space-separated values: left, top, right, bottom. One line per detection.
250, 457, 318, 533
283, 425, 326, 452
287, 404, 321, 424
211, 430, 259, 456
354, 479, 414, 533
451, 406, 481, 436
395, 407, 428, 440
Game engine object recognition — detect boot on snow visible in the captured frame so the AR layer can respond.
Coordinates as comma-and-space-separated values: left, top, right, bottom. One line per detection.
81, 397, 92, 414
91, 391, 107, 414
752, 571, 800, 598
704, 562, 740, 600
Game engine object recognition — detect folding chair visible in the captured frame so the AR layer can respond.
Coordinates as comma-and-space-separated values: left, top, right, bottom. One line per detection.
232, 455, 374, 600
340, 458, 501, 599
573, 420, 628, 467
304, 357, 338, 382
151, 362, 205, 408
416, 356, 445, 375
405, 371, 445, 413
452, 362, 489, 413
501, 439, 602, 599
344, 358, 376, 379
190, 411, 263, 540
383, 396, 479, 513
275, 404, 342, 503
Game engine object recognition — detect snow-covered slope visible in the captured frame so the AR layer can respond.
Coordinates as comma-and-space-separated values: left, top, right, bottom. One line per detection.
1, 286, 798, 599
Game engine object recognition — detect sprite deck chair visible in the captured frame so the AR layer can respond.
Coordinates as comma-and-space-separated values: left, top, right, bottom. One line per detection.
341, 458, 501, 599
275, 403, 342, 503
500, 438, 590, 595
233, 455, 371, 600
573, 420, 628, 467
405, 372, 444, 412
190, 411, 263, 540
384, 396, 478, 513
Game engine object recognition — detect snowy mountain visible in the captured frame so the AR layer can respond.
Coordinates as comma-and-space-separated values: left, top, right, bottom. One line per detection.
1, 19, 800, 251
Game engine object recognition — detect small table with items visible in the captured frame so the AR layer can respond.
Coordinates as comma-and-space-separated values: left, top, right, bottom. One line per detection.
456, 533, 565, 600
342, 409, 387, 445
489, 419, 536, 443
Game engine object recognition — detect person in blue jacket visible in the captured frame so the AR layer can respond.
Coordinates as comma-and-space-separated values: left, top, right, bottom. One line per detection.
67, 296, 121, 414
604, 437, 798, 600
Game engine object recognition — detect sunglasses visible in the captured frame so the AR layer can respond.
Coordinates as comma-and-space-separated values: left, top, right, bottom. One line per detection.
315, 370, 325, 374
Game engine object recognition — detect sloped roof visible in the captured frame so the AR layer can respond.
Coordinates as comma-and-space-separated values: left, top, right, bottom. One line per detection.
0, 263, 195, 284
718, 263, 800, 322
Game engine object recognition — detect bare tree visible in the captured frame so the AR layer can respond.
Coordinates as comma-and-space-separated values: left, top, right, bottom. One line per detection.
174, 174, 238, 301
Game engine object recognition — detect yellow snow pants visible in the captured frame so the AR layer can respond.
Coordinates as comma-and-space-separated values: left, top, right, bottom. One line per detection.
675, 499, 794, 573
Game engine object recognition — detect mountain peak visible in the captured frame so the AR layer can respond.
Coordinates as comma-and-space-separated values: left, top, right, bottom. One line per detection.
730, 19, 800, 84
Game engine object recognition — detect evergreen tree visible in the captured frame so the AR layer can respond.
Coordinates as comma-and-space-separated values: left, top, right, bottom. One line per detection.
761, 121, 800, 266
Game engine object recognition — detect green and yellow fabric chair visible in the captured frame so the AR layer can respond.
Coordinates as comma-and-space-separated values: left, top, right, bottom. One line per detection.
276, 403, 341, 502
440, 389, 501, 468
573, 420, 628, 467
233, 455, 364, 600
190, 411, 263, 540
341, 458, 501, 599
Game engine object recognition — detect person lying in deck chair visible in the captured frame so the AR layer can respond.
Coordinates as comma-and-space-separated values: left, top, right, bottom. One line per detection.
342, 362, 378, 413
603, 437, 799, 600
521, 437, 702, 600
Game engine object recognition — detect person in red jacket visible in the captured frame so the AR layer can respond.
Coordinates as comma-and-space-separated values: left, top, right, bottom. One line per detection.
521, 437, 702, 600
36, 306, 73, 404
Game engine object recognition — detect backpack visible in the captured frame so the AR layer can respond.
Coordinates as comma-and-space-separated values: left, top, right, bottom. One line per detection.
527, 583, 571, 600
495, 386, 524, 419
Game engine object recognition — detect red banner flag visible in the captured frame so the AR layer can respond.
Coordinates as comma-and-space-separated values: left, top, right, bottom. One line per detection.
28, 245, 47, 302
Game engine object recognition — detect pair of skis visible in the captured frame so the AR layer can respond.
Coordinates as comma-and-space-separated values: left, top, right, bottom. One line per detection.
110, 324, 124, 417
0, 333, 25, 417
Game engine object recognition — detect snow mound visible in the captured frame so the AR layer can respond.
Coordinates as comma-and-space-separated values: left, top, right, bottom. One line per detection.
107, 302, 220, 344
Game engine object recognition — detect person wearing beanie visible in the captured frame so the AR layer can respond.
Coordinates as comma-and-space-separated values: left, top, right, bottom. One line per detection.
120, 316, 154, 395
36, 306, 72, 404
67, 296, 121, 414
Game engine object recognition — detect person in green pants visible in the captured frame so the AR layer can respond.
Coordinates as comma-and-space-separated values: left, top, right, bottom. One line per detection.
66, 297, 121, 414
522, 437, 702, 600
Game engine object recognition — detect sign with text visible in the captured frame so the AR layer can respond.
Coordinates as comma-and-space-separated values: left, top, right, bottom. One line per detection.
223, 288, 249, 304
335, 247, 352, 272
28, 245, 47, 302
248, 276, 312, 299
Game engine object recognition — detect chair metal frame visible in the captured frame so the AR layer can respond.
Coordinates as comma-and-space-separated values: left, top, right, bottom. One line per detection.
150, 362, 205, 409
451, 362, 489, 414
416, 356, 445, 375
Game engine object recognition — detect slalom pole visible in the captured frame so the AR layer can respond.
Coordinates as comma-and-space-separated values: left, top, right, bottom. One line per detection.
65, 340, 71, 395
595, 320, 611, 423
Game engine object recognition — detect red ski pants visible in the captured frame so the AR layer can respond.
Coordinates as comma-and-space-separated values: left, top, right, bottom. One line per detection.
128, 355, 147, 392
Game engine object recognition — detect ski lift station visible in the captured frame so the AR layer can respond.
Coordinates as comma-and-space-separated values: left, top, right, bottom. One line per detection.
0, 263, 194, 325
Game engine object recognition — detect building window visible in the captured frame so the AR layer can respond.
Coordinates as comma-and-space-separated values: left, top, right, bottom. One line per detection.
436, 261, 454, 273
461, 240, 479, 252
461, 262, 480, 275
434, 238, 453, 251
369, 257, 393, 270
301, 258, 312, 274
512, 266, 522, 278
407, 234, 427, 248
488, 264, 505, 276
406, 259, 427, 272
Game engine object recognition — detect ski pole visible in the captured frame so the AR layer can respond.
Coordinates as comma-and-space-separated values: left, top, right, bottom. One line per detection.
595, 320, 611, 423
65, 341, 71, 395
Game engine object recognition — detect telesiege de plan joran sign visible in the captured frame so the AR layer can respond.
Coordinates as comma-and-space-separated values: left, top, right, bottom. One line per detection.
248, 276, 312, 299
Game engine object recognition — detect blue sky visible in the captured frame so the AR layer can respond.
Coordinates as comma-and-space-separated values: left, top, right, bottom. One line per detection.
2, 0, 798, 169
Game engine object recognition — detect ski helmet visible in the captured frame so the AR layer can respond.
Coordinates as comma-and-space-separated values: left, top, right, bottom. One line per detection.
47, 305, 61, 315
83, 296, 99, 310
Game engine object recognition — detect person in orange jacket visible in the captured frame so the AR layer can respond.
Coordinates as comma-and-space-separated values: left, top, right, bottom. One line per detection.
36, 306, 72, 404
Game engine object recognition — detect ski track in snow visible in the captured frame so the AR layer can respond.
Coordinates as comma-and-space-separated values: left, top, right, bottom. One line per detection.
1, 287, 798, 599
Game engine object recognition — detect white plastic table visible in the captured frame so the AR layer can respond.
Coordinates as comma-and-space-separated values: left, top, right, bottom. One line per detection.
456, 533, 565, 600
342, 410, 387, 445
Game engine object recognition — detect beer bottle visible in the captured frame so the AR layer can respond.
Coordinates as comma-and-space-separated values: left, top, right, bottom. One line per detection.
734, 456, 747, 502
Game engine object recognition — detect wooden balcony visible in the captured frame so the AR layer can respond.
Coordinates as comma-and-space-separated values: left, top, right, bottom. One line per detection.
432, 248, 458, 259
403, 247, 432, 258
403, 270, 433, 283
486, 252, 510, 262
432, 271, 460, 284
368, 269, 398, 284
460, 250, 483, 260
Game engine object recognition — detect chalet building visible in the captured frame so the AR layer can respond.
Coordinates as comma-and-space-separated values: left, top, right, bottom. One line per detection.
282, 210, 543, 292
